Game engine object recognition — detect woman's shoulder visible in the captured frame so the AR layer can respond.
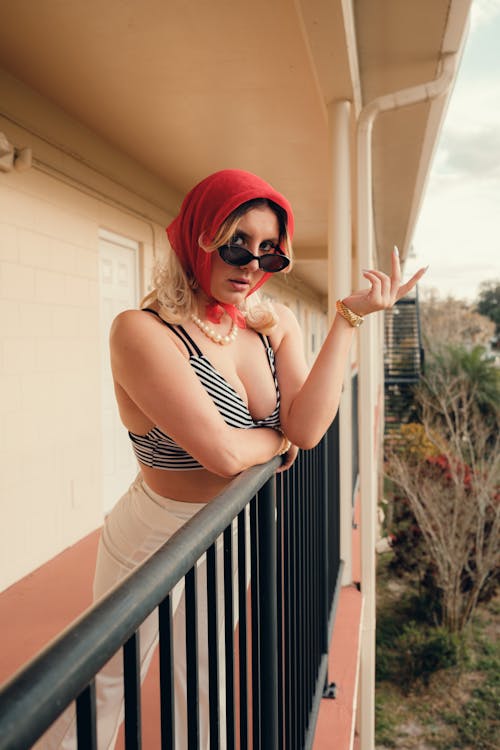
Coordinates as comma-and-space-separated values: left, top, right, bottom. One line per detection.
111, 308, 155, 336
110, 308, 184, 351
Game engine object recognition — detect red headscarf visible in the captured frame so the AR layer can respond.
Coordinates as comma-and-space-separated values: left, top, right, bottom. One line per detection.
166, 169, 294, 327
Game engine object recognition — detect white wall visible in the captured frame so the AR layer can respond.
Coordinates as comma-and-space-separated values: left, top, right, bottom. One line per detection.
0, 161, 171, 590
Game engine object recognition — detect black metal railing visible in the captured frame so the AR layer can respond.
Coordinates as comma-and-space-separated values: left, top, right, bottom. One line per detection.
384, 289, 424, 431
0, 425, 341, 750
351, 372, 359, 495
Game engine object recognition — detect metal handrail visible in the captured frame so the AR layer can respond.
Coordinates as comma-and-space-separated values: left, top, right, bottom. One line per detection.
0, 426, 342, 750
0, 460, 278, 750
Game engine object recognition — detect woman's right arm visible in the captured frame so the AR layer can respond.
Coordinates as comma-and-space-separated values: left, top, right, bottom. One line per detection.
110, 310, 283, 477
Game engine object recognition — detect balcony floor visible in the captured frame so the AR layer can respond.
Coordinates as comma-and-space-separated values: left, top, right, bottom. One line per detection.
1, 530, 361, 749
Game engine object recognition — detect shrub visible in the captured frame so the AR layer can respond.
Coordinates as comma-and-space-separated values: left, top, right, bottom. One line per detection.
390, 422, 440, 463
394, 623, 460, 691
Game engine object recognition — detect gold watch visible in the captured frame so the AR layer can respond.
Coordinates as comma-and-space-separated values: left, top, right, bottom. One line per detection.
336, 299, 364, 327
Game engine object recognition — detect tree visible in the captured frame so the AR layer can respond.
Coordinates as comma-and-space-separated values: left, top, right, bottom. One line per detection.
476, 280, 500, 341
419, 290, 495, 352
425, 345, 500, 422
385, 345, 500, 633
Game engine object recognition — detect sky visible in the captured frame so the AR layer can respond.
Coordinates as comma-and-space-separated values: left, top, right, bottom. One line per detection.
405, 0, 500, 302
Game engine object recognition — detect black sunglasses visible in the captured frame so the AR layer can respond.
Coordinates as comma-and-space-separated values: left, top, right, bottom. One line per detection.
218, 244, 290, 273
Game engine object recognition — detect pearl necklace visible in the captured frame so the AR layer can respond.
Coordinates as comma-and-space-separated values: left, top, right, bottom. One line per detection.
191, 314, 239, 345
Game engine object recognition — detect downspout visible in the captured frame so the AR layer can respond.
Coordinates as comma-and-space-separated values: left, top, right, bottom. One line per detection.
356, 53, 457, 750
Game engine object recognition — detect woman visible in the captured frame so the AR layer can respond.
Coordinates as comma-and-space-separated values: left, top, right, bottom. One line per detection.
41, 169, 426, 748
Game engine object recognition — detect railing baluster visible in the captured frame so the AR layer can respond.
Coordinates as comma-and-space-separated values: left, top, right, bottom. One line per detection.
313, 450, 319, 676
276, 475, 284, 750
283, 468, 294, 750
185, 567, 199, 749
257, 477, 278, 750
308, 452, 314, 712
223, 525, 235, 748
319, 444, 326, 670
123, 632, 142, 749
329, 416, 341, 611
237, 510, 248, 750
206, 542, 220, 749
315, 450, 320, 691
159, 594, 175, 750
76, 681, 97, 749
298, 457, 305, 746
303, 453, 309, 739
322, 434, 330, 666
305, 451, 314, 716
250, 495, 261, 749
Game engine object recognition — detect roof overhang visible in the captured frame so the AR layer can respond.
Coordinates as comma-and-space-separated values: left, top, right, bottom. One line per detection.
0, 0, 472, 295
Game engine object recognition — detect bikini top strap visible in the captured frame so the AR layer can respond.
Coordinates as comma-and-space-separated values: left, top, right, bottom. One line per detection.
257, 332, 277, 376
142, 308, 202, 357
174, 325, 203, 357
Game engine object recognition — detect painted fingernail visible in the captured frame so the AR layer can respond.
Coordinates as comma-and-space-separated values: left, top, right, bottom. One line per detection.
393, 245, 399, 256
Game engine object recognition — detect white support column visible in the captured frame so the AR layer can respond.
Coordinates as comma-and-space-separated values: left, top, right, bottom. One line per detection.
357, 109, 377, 750
326, 99, 353, 586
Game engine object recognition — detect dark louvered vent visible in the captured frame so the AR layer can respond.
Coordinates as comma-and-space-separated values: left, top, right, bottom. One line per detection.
384, 290, 424, 432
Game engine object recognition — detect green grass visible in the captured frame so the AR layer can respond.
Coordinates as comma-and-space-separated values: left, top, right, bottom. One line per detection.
375, 552, 499, 749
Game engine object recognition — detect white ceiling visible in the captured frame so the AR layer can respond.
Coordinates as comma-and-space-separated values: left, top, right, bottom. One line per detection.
0, 0, 472, 294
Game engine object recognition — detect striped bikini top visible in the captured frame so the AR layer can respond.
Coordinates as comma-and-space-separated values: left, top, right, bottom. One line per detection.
128, 309, 281, 470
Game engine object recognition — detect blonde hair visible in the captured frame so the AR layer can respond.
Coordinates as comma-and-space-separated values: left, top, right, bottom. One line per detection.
141, 199, 293, 334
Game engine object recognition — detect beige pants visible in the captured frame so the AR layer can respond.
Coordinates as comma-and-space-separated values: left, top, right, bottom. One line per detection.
36, 475, 235, 749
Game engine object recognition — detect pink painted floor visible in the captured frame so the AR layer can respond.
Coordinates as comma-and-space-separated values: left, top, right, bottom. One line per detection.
313, 585, 362, 749
1, 532, 361, 749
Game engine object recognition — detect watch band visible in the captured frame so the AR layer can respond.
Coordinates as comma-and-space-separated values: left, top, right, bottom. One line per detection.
336, 299, 364, 327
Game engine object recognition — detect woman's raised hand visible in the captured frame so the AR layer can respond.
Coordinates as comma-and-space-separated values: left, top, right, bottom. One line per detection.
341, 246, 428, 318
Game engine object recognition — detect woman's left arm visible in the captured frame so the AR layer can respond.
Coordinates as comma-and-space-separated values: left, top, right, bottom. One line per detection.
275, 249, 427, 448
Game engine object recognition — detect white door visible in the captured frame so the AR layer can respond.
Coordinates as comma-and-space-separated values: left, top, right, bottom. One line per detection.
99, 230, 139, 513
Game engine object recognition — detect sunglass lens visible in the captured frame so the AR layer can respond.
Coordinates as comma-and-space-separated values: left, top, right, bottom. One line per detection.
220, 246, 253, 266
260, 254, 289, 272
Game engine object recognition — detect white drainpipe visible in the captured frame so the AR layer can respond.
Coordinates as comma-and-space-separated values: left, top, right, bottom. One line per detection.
356, 53, 457, 750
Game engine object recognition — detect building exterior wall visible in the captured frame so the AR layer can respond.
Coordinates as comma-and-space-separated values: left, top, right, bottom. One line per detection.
0, 83, 327, 592
0, 163, 166, 589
